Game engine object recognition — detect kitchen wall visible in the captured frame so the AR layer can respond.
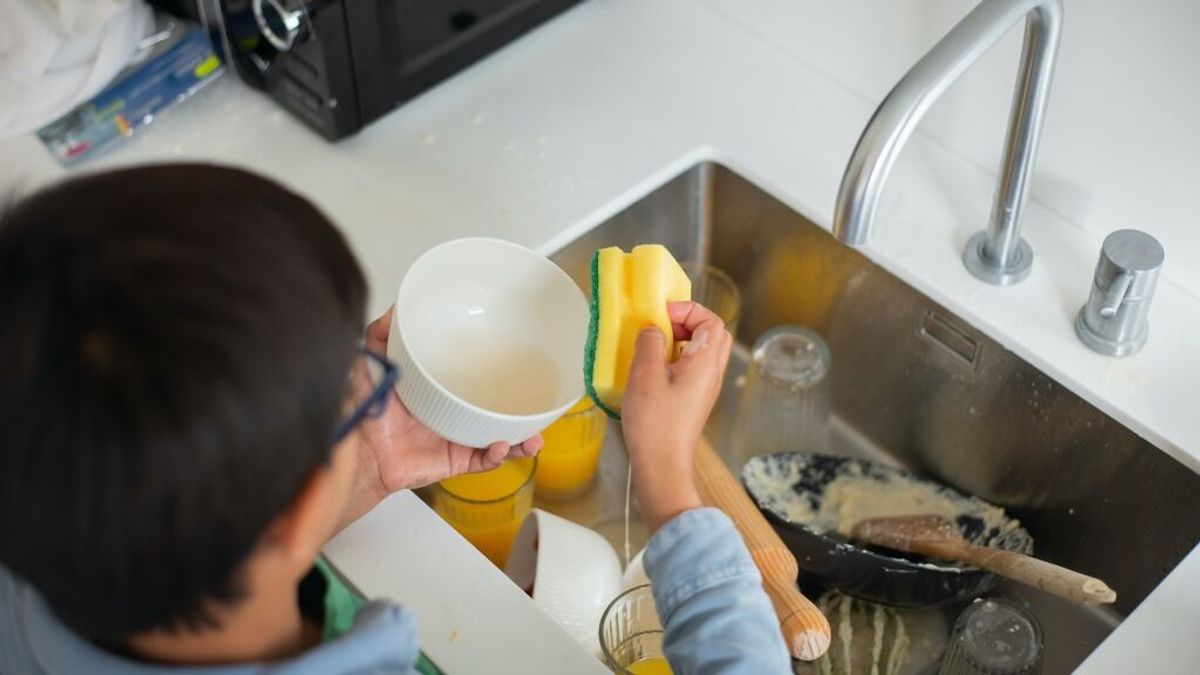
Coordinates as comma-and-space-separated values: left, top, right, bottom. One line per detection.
697, 0, 1200, 294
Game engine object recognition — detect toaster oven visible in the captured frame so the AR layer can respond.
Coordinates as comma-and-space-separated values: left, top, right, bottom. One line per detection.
204, 0, 582, 140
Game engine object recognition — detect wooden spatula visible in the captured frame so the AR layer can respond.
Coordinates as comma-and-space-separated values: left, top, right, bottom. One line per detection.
693, 438, 832, 660
850, 514, 1117, 606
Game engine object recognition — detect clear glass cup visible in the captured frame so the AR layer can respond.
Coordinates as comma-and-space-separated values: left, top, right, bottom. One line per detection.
599, 584, 672, 674
939, 598, 1043, 675
681, 262, 741, 338
433, 456, 537, 567
729, 325, 832, 468
535, 397, 607, 500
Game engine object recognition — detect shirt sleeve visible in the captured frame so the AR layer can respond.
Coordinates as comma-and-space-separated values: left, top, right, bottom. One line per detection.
643, 507, 792, 675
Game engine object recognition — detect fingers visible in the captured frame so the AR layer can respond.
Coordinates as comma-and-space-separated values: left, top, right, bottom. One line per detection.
365, 306, 395, 353
671, 323, 732, 388
712, 326, 734, 392
486, 441, 510, 466
629, 328, 669, 384
468, 441, 510, 473
516, 435, 544, 457
503, 435, 542, 460
676, 315, 726, 361
467, 437, 541, 475
717, 326, 733, 372
667, 301, 723, 340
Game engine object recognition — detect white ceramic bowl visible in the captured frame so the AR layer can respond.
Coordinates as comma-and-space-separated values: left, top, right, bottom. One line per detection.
504, 509, 623, 648
388, 238, 588, 447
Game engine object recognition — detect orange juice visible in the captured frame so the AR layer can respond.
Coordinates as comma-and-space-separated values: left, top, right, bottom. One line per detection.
434, 457, 536, 567
535, 397, 606, 499
626, 657, 672, 675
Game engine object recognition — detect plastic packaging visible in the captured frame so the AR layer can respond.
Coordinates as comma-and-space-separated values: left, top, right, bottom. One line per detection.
37, 23, 223, 166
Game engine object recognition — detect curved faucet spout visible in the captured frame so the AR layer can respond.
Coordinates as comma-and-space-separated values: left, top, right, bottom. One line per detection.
832, 0, 1062, 286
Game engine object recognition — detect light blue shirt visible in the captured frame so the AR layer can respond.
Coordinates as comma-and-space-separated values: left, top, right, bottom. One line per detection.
0, 507, 790, 674
644, 508, 792, 674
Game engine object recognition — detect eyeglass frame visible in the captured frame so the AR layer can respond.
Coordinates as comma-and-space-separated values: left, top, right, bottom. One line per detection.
331, 348, 399, 443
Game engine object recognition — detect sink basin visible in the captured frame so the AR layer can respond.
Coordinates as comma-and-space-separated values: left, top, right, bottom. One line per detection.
543, 162, 1200, 673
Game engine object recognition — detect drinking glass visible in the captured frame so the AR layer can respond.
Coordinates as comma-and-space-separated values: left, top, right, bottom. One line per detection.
433, 456, 537, 567
536, 397, 607, 500
939, 598, 1043, 675
729, 325, 832, 468
681, 262, 741, 338
599, 585, 672, 674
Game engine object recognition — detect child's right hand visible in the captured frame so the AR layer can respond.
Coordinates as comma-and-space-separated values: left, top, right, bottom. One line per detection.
620, 302, 733, 534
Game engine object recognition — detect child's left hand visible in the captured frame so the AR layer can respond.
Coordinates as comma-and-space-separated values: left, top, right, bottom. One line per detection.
337, 307, 543, 529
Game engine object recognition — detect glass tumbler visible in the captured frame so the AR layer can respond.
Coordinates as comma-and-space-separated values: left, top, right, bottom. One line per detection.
433, 456, 537, 568
681, 262, 741, 338
599, 585, 672, 674
939, 598, 1043, 675
535, 396, 607, 500
729, 325, 832, 468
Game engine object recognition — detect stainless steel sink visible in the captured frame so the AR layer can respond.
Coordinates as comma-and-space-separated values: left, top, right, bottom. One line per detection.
543, 162, 1200, 673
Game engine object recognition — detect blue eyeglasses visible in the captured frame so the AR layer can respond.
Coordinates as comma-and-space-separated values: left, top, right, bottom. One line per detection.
332, 349, 399, 443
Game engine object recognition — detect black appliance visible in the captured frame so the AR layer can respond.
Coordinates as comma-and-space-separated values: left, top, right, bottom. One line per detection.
203, 0, 581, 140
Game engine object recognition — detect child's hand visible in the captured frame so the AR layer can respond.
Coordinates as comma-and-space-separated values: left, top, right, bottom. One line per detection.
621, 302, 733, 534
337, 307, 543, 529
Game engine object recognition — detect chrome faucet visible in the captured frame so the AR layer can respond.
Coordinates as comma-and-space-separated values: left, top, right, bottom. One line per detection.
833, 0, 1063, 286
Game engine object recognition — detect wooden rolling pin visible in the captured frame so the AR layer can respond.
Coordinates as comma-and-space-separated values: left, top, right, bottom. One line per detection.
852, 515, 1117, 606
693, 438, 831, 660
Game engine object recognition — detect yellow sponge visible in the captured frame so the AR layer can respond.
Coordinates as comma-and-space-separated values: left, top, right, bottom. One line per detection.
584, 245, 691, 419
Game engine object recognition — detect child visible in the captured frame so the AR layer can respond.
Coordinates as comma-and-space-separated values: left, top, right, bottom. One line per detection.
0, 164, 790, 673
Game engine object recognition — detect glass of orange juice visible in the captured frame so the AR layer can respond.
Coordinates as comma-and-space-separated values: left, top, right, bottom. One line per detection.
433, 456, 536, 567
600, 585, 672, 674
535, 397, 607, 500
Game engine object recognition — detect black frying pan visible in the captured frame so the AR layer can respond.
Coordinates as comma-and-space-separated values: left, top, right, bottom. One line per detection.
741, 452, 1032, 608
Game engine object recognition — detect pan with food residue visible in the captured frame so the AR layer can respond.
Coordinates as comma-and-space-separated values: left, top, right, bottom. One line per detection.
742, 452, 1032, 608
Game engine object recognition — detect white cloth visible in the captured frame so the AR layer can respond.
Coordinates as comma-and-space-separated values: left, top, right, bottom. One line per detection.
0, 0, 154, 138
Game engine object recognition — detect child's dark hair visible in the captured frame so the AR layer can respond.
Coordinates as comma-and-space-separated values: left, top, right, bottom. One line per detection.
0, 164, 367, 642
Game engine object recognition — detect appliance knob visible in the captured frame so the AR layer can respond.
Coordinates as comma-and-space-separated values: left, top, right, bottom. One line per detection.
252, 0, 306, 51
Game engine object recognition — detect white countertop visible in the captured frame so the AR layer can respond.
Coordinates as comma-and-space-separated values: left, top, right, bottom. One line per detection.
1, 0, 1196, 672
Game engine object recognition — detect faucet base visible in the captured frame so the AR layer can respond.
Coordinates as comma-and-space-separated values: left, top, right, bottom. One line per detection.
962, 231, 1033, 286
1075, 308, 1148, 357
